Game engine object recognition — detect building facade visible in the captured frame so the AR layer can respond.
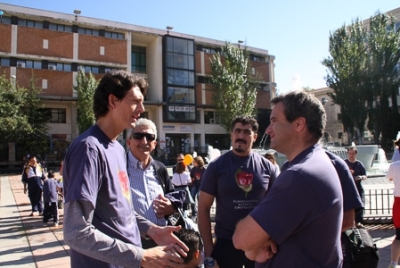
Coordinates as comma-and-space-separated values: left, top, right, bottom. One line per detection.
0, 3, 276, 164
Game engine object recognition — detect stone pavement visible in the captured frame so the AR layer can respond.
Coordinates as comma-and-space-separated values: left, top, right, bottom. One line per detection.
0, 173, 397, 267
0, 174, 70, 267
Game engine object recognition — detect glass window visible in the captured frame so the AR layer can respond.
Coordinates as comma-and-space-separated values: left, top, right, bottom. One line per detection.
33, 61, 42, 69
165, 105, 196, 121
0, 58, 10, 66
167, 87, 195, 104
131, 46, 146, 73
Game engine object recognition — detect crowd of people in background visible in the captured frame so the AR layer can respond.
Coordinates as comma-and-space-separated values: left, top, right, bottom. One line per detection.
20, 70, 400, 268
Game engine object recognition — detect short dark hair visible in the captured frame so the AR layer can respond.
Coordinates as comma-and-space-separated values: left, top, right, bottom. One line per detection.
271, 91, 326, 142
93, 70, 148, 119
347, 146, 358, 153
174, 229, 203, 264
230, 116, 259, 132
47, 170, 55, 178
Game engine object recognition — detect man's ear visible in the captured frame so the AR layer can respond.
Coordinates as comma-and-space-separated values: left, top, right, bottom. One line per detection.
193, 250, 200, 259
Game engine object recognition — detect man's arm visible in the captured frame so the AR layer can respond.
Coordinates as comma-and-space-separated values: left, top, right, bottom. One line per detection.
63, 200, 144, 267
342, 209, 355, 231
233, 215, 277, 263
197, 191, 215, 258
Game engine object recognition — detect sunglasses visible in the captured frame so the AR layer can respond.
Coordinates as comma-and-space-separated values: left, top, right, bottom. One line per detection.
131, 132, 156, 141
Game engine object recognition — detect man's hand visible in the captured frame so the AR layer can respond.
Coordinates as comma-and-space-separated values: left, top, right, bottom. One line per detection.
153, 194, 175, 218
147, 225, 189, 254
141, 245, 185, 268
244, 240, 277, 263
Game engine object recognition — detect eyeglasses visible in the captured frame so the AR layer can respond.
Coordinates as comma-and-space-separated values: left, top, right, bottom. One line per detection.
131, 132, 156, 141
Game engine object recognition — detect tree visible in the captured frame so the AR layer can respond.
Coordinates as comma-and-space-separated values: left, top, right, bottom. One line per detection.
322, 12, 400, 151
0, 72, 50, 158
0, 73, 31, 142
210, 42, 257, 133
366, 14, 400, 151
323, 18, 369, 145
75, 68, 98, 134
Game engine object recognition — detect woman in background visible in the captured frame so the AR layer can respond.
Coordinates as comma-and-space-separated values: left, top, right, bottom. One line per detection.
264, 152, 280, 176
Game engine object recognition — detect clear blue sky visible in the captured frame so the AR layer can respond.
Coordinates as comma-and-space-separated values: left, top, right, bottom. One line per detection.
1, 0, 399, 93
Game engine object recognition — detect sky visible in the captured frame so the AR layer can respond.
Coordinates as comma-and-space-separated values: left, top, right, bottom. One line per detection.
1, 0, 399, 93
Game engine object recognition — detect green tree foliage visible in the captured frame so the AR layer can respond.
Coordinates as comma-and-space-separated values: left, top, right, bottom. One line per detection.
0, 73, 30, 142
210, 43, 257, 133
0, 72, 50, 157
75, 68, 98, 134
322, 12, 400, 151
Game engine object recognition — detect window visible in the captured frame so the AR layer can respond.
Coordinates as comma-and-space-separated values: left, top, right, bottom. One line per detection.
17, 60, 42, 69
0, 58, 10, 67
18, 19, 42, 28
49, 23, 72, 32
250, 54, 264, 62
42, 108, 66, 123
104, 31, 124, 40
204, 111, 220, 124
131, 46, 146, 73
196, 76, 212, 84
167, 87, 195, 104
163, 36, 196, 122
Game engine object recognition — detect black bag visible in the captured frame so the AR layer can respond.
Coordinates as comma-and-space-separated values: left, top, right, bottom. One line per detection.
341, 226, 379, 268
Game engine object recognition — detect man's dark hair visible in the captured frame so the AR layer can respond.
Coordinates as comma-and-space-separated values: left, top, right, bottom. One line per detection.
271, 91, 326, 141
230, 116, 259, 132
174, 229, 203, 264
93, 70, 148, 119
47, 170, 55, 178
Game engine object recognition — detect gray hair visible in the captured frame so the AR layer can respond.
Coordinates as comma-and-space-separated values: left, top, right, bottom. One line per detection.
129, 118, 157, 140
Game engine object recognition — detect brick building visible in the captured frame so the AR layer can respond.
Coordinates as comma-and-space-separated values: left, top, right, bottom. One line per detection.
0, 3, 276, 164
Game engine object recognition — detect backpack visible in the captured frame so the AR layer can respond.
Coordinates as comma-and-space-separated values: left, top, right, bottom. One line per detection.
341, 226, 379, 268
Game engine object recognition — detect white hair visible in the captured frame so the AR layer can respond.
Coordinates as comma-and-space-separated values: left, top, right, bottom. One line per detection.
130, 118, 157, 140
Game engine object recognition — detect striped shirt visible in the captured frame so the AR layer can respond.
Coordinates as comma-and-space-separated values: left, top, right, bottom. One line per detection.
127, 151, 167, 226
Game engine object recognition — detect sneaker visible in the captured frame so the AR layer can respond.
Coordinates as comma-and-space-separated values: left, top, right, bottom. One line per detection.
29, 212, 37, 216
43, 222, 48, 226
388, 264, 396, 268
39, 212, 43, 216
54, 222, 59, 227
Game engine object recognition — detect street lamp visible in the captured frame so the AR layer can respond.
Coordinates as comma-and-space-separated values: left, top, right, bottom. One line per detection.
166, 26, 173, 35
73, 9, 81, 21
0, 10, 4, 23
238, 40, 244, 49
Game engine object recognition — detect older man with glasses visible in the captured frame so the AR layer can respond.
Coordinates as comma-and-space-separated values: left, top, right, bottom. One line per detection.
127, 118, 185, 248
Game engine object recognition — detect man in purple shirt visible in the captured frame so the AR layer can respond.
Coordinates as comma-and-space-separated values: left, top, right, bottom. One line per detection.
63, 70, 188, 268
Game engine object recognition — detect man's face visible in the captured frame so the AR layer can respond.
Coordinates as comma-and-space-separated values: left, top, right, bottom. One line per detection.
127, 125, 157, 162
29, 157, 37, 166
230, 122, 257, 156
266, 102, 294, 154
177, 154, 184, 163
114, 86, 145, 130
348, 149, 357, 162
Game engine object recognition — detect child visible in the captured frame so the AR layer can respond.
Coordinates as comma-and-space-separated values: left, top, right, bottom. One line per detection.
174, 229, 204, 268
43, 170, 60, 226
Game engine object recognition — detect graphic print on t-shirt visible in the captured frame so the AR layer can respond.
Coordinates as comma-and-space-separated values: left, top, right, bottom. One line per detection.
235, 168, 253, 197
118, 169, 131, 203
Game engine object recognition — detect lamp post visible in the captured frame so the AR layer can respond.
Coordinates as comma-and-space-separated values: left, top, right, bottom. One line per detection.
238, 40, 244, 49
0, 10, 4, 23
166, 26, 173, 35
73, 9, 81, 21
